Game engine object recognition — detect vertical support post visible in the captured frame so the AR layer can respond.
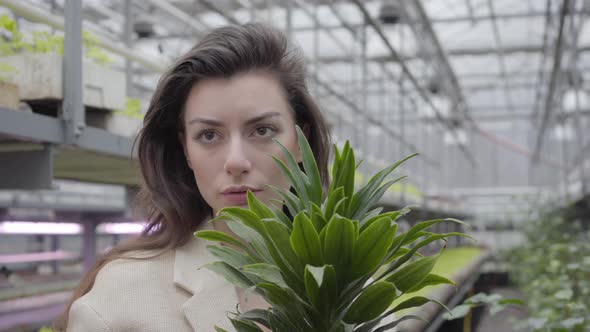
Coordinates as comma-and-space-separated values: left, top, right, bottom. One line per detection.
63, 0, 84, 144
574, 87, 587, 195
82, 217, 98, 273
379, 63, 386, 165
123, 0, 134, 97
360, 22, 368, 182
312, 1, 319, 96
51, 235, 60, 274
351, 27, 359, 148
285, 0, 293, 40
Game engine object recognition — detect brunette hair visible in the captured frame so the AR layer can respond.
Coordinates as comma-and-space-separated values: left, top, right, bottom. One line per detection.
55, 23, 331, 330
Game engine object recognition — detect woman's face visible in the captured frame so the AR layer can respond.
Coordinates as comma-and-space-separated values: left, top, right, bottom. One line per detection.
181, 71, 302, 217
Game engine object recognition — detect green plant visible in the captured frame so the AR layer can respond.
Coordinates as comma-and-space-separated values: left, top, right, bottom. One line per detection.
0, 62, 17, 82
196, 126, 473, 332
115, 97, 143, 119
505, 211, 590, 331
443, 292, 524, 320
0, 14, 112, 65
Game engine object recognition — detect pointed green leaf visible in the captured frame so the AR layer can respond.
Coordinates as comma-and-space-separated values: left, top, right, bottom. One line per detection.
229, 317, 264, 332
271, 138, 312, 206
384, 246, 423, 264
269, 203, 293, 230
257, 283, 314, 331
219, 207, 267, 235
372, 315, 426, 332
290, 212, 323, 266
407, 273, 456, 293
343, 281, 397, 324
206, 245, 255, 269
268, 311, 304, 332
390, 296, 430, 313
247, 191, 276, 219
350, 217, 396, 280
323, 214, 355, 277
442, 304, 471, 320
236, 309, 271, 328
295, 125, 323, 204
304, 265, 322, 308
195, 230, 249, 252
263, 220, 304, 285
384, 232, 473, 276
386, 255, 438, 293
224, 219, 272, 263
203, 261, 254, 289
323, 186, 344, 221
242, 263, 288, 288
348, 176, 406, 220
267, 184, 303, 218
403, 218, 469, 246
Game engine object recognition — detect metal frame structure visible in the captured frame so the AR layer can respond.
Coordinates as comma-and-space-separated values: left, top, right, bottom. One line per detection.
0, 0, 589, 221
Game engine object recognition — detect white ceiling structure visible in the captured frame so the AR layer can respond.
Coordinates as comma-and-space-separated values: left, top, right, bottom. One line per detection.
2, 0, 589, 223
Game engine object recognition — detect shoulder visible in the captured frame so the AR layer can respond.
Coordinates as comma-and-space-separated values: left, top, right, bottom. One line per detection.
67, 298, 112, 332
67, 250, 182, 331
95, 250, 176, 286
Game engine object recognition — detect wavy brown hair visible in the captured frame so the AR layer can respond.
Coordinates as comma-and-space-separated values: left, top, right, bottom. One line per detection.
54, 23, 331, 330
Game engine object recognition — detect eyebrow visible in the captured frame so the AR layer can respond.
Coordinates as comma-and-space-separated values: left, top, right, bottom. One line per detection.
188, 111, 282, 126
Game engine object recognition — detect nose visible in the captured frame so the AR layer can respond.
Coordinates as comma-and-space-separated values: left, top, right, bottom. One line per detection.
224, 137, 252, 176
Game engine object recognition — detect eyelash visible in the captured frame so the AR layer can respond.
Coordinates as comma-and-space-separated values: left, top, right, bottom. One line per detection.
194, 125, 277, 143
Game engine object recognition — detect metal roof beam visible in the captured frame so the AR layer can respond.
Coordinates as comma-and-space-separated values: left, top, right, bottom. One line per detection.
532, 0, 571, 162
350, 0, 478, 166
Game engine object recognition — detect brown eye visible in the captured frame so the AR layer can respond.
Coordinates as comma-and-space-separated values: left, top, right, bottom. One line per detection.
254, 126, 275, 138
196, 130, 220, 144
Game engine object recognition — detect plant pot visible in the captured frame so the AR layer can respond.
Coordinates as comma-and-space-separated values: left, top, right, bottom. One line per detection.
0, 53, 126, 111
0, 81, 19, 109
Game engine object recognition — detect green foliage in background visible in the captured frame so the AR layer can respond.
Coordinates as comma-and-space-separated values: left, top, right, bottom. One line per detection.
115, 97, 143, 119
505, 211, 590, 331
0, 14, 112, 65
0, 62, 17, 82
197, 126, 473, 332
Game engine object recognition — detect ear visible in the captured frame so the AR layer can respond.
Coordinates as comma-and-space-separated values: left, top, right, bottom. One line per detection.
178, 132, 193, 170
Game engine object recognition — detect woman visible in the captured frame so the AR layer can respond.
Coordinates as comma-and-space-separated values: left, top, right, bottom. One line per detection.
55, 23, 331, 331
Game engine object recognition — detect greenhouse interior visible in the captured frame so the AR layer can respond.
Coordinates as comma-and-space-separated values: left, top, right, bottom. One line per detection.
0, 0, 589, 331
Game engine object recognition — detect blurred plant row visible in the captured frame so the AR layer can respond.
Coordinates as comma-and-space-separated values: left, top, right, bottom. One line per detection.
505, 209, 590, 331
0, 14, 112, 65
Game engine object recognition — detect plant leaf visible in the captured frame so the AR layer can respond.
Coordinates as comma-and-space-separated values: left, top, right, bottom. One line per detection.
406, 273, 456, 293
323, 214, 355, 280
247, 191, 277, 219
206, 245, 256, 269
229, 317, 264, 332
242, 263, 288, 288
202, 261, 254, 289
290, 212, 324, 266
391, 296, 449, 314
350, 217, 396, 280
236, 309, 271, 328
195, 230, 250, 253
343, 281, 397, 324
295, 125, 323, 204
386, 255, 439, 293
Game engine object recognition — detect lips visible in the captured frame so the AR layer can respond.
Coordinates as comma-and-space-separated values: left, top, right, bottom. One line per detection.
221, 186, 262, 205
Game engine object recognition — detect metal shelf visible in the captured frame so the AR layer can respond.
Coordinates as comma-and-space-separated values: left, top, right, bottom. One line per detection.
0, 107, 140, 188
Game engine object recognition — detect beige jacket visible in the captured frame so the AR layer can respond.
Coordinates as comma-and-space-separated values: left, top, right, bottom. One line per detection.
66, 222, 237, 332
